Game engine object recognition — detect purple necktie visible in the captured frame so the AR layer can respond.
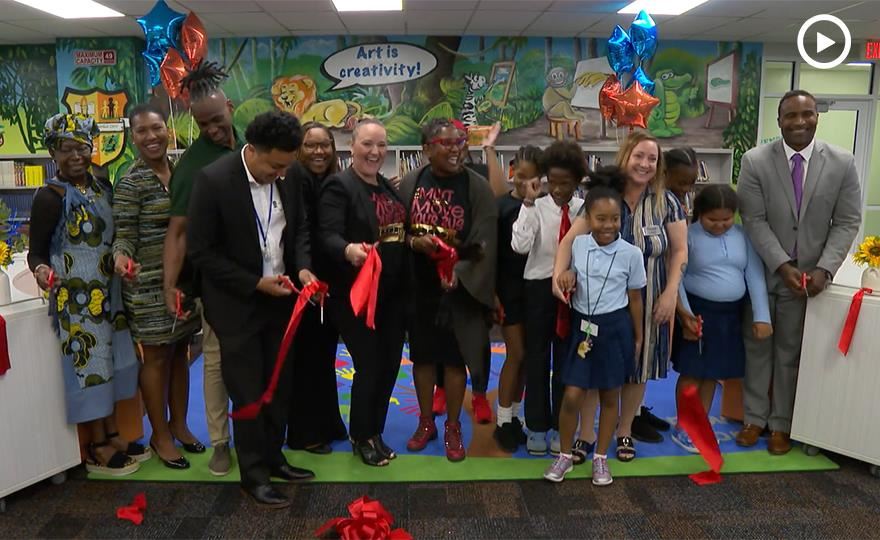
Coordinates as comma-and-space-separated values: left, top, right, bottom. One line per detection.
791, 153, 804, 216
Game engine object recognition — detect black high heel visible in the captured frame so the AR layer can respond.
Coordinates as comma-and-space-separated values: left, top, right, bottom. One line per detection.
150, 443, 191, 470
373, 435, 396, 460
174, 437, 206, 454
351, 439, 389, 467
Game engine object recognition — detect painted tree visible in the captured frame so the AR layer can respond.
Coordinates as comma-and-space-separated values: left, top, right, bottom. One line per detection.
411, 36, 463, 106
0, 45, 58, 153
545, 37, 552, 75
723, 46, 760, 183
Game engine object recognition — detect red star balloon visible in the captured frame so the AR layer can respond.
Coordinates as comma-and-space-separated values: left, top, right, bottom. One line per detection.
160, 48, 188, 102
599, 75, 621, 120
612, 81, 660, 129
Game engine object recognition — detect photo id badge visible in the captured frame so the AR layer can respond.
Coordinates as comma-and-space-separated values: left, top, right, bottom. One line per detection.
642, 225, 662, 237
580, 320, 599, 337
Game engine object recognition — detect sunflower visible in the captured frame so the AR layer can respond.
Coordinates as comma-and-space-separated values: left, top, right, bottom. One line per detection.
0, 241, 10, 269
853, 236, 880, 268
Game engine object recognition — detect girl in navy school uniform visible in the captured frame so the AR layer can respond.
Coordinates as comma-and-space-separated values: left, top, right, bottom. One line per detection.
546, 166, 646, 486
670, 185, 773, 453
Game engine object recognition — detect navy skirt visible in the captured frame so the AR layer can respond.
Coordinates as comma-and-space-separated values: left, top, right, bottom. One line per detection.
561, 308, 635, 390
671, 293, 745, 380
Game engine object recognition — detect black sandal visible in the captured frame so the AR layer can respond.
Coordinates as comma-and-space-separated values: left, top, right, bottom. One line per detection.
85, 441, 139, 476
107, 431, 152, 462
351, 438, 389, 467
572, 439, 595, 465
616, 436, 636, 462
373, 435, 397, 460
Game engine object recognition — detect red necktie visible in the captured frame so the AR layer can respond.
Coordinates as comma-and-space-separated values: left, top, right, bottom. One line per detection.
555, 204, 571, 339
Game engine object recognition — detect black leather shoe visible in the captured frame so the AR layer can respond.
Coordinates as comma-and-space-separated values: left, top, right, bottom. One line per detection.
176, 438, 207, 454
631, 415, 663, 443
241, 484, 290, 508
373, 435, 396, 460
639, 406, 671, 431
352, 439, 389, 467
150, 444, 190, 470
304, 443, 333, 455
270, 463, 315, 481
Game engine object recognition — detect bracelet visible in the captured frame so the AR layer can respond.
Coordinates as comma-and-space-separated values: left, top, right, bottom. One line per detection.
483, 145, 495, 152
33, 263, 50, 275
408, 236, 415, 250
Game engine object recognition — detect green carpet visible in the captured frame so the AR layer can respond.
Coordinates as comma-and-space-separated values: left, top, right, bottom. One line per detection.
90, 448, 838, 483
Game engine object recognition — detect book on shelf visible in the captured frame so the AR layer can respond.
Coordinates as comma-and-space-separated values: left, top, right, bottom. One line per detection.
0, 159, 55, 188
398, 151, 424, 177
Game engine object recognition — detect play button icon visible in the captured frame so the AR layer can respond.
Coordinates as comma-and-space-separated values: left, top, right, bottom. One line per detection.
816, 32, 835, 54
798, 14, 851, 69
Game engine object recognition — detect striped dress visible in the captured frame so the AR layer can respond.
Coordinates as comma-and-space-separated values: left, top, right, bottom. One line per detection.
622, 187, 686, 382
111, 159, 200, 345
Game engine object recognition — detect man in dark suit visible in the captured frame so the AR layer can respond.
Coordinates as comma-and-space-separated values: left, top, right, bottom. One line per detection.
188, 111, 317, 507
737, 89, 862, 455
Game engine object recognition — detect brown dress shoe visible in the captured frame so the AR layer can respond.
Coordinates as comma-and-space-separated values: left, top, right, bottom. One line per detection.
768, 431, 792, 455
735, 424, 763, 447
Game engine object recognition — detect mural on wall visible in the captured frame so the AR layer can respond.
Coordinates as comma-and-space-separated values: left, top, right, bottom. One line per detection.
157, 35, 760, 160
55, 37, 147, 180
0, 44, 58, 155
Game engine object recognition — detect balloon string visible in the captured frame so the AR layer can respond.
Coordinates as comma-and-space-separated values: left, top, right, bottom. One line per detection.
167, 94, 178, 153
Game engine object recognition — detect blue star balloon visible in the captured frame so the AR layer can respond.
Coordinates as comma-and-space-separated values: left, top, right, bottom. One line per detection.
137, 0, 185, 87
629, 10, 658, 61
607, 25, 635, 80
629, 66, 655, 95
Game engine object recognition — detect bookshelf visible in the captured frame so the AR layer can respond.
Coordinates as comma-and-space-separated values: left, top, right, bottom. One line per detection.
0, 154, 55, 224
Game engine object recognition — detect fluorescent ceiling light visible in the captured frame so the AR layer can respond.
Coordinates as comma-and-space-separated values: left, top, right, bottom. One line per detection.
13, 0, 123, 18
618, 0, 709, 16
333, 0, 402, 11
846, 62, 873, 66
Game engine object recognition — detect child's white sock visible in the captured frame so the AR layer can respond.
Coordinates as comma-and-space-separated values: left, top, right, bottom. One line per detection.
560, 452, 573, 459
497, 405, 513, 427
593, 453, 607, 460
512, 400, 523, 420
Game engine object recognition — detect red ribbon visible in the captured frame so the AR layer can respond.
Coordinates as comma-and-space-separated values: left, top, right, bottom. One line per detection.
116, 492, 147, 525
429, 237, 458, 284
801, 272, 809, 296
696, 315, 703, 337
47, 269, 55, 290
838, 287, 873, 356
315, 496, 412, 540
175, 289, 184, 318
676, 384, 723, 485
350, 244, 382, 330
230, 279, 329, 420
0, 314, 10, 376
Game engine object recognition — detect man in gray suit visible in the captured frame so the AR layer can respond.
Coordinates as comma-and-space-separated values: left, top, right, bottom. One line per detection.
736, 89, 862, 455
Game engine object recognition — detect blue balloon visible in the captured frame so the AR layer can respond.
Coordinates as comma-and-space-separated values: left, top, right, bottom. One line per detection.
630, 66, 655, 95
630, 10, 658, 61
607, 25, 635, 80
137, 0, 185, 86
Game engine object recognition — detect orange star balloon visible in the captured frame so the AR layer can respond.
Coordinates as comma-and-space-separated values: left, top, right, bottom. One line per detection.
598, 75, 621, 120
613, 81, 660, 129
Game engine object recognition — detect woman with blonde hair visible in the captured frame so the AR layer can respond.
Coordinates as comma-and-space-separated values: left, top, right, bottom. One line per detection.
553, 130, 687, 462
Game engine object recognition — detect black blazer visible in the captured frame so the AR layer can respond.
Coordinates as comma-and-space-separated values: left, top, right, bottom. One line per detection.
187, 151, 311, 336
317, 166, 405, 294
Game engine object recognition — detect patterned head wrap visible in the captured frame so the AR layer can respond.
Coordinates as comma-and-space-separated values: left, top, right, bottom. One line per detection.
43, 113, 100, 150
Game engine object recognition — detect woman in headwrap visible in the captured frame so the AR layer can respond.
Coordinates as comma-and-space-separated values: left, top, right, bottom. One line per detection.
27, 113, 144, 476
112, 104, 202, 469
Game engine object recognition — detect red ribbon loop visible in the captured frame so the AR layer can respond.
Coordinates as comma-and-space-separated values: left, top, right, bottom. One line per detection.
838, 287, 872, 356
351, 244, 382, 329
428, 236, 458, 284
230, 279, 329, 420
315, 496, 412, 540
116, 492, 147, 525
677, 385, 723, 485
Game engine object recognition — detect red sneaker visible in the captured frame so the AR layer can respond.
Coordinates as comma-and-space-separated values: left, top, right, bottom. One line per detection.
406, 416, 437, 452
472, 394, 493, 424
444, 420, 466, 462
432, 387, 447, 416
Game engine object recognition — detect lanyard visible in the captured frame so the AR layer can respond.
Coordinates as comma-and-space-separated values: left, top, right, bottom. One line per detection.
585, 249, 617, 321
253, 184, 274, 252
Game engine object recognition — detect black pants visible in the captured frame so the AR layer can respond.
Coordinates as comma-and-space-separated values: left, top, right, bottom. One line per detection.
286, 305, 347, 448
524, 278, 565, 433
218, 320, 291, 488
435, 342, 491, 393
329, 291, 405, 442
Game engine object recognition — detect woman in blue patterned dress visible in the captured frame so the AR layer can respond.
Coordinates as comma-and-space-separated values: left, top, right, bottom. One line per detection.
553, 131, 688, 462
27, 114, 144, 476
112, 104, 202, 469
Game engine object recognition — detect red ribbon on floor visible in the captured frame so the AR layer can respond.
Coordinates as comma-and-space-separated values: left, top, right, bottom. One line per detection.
230, 279, 328, 420
351, 244, 382, 329
838, 287, 873, 356
676, 384, 723, 485
429, 236, 458, 284
315, 496, 412, 540
0, 314, 9, 376
116, 492, 147, 525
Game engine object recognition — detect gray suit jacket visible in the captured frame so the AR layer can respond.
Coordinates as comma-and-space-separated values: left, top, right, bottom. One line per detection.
737, 139, 862, 292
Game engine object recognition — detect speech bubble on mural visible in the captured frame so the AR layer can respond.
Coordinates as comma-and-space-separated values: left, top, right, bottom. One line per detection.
321, 42, 437, 91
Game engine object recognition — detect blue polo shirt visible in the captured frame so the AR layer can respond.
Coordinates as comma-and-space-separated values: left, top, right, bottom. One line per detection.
571, 233, 647, 315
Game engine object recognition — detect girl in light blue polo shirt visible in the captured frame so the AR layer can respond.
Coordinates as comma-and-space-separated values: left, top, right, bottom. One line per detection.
544, 167, 646, 486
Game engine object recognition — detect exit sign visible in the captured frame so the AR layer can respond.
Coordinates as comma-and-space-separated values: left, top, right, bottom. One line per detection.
866, 41, 880, 59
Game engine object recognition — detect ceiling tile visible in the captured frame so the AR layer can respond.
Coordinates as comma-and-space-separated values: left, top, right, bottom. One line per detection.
0, 0, 67, 19
259, 0, 335, 11
685, 1, 767, 17
525, 12, 603, 34
339, 12, 405, 31
273, 11, 345, 31
467, 10, 542, 31
199, 12, 287, 35
403, 0, 478, 10
0, 21, 49, 41
709, 17, 803, 38
78, 18, 144, 37
405, 10, 471, 31
408, 28, 468, 35
660, 16, 738, 36
98, 0, 189, 16
548, 0, 630, 13
478, 0, 553, 9
755, 1, 863, 19
7, 18, 111, 36
832, 3, 880, 20
175, 0, 261, 12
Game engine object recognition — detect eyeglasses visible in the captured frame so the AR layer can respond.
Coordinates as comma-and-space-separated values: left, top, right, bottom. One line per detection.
303, 142, 332, 151
428, 137, 467, 148
56, 144, 92, 157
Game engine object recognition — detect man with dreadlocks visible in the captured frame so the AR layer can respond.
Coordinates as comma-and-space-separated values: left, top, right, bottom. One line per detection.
162, 61, 240, 476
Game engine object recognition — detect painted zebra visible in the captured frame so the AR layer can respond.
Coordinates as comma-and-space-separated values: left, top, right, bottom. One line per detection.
460, 73, 487, 126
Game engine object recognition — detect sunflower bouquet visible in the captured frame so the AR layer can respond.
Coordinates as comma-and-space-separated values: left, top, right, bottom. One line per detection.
853, 236, 880, 268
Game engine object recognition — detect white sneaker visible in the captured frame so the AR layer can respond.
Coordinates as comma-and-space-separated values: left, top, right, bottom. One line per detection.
549, 430, 561, 455
527, 431, 548, 455
543, 454, 573, 482
592, 455, 613, 486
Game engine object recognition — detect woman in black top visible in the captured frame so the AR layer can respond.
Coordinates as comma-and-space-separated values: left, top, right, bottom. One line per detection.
318, 119, 408, 467
285, 122, 348, 454
400, 119, 498, 462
